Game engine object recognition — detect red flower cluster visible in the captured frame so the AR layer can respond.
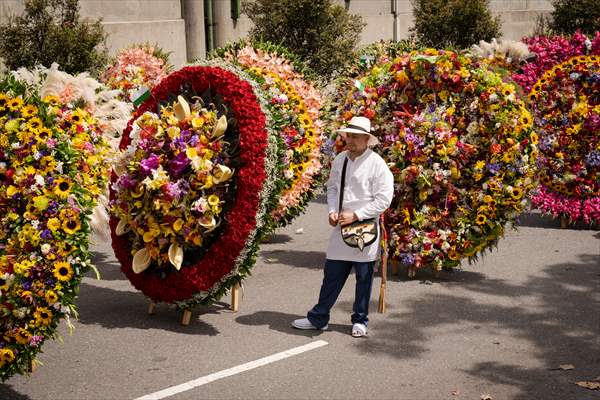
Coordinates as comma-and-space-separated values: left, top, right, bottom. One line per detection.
110, 66, 269, 303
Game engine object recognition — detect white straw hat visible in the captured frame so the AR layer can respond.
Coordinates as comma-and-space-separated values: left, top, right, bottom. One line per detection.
336, 116, 379, 146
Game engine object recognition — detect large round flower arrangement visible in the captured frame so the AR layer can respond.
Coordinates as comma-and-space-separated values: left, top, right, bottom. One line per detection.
0, 76, 109, 380
110, 65, 278, 307
512, 32, 600, 224
527, 55, 600, 223
336, 49, 538, 272
214, 41, 323, 229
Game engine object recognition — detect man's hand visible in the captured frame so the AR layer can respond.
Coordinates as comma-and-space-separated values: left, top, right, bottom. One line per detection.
338, 210, 358, 226
328, 212, 339, 227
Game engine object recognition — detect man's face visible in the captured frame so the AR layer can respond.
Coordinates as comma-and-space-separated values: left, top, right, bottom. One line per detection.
345, 132, 369, 153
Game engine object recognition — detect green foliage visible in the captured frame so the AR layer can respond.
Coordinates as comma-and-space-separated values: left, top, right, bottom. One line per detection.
549, 0, 600, 35
410, 0, 502, 49
242, 0, 365, 79
0, 0, 108, 75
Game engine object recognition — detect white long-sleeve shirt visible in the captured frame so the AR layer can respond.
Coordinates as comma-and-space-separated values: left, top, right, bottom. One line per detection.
326, 149, 394, 262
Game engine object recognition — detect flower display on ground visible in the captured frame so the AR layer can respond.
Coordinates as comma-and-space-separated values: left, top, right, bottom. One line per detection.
100, 44, 171, 102
213, 41, 324, 230
0, 76, 110, 380
527, 55, 600, 223
336, 49, 538, 273
321, 40, 418, 179
512, 32, 600, 224
110, 65, 278, 308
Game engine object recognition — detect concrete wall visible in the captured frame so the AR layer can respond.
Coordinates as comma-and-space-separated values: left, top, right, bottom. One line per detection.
1, 0, 554, 67
0, 0, 188, 67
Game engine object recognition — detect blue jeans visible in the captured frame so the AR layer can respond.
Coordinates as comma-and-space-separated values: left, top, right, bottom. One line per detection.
307, 259, 375, 329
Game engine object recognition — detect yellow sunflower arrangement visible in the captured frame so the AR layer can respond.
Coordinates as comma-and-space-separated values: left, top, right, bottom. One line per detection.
0, 76, 109, 380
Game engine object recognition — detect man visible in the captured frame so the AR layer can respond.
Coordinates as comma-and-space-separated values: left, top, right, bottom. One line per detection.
292, 116, 394, 337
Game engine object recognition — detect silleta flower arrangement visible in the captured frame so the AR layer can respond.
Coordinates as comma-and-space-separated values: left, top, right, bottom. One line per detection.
337, 49, 538, 273
110, 65, 278, 308
527, 55, 600, 223
0, 76, 110, 380
100, 44, 171, 102
512, 32, 600, 224
214, 41, 323, 229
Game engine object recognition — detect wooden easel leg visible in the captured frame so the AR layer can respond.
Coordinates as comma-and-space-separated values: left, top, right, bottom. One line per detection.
560, 217, 568, 229
148, 302, 156, 315
28, 359, 37, 373
181, 309, 192, 326
391, 259, 399, 276
231, 282, 240, 312
408, 267, 416, 279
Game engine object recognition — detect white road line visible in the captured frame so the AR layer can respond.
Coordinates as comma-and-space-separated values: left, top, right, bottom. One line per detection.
134, 340, 329, 400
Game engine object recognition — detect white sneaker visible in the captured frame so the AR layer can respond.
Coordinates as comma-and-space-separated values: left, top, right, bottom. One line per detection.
291, 318, 328, 330
351, 323, 367, 337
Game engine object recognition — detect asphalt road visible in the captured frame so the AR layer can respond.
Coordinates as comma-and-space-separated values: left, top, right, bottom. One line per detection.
1, 194, 599, 400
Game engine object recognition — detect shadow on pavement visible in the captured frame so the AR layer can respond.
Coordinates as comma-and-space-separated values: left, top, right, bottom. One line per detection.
260, 249, 325, 270
261, 234, 293, 244
353, 253, 600, 399
88, 251, 124, 281
235, 310, 349, 337
0, 386, 32, 400
75, 283, 221, 335
517, 212, 599, 231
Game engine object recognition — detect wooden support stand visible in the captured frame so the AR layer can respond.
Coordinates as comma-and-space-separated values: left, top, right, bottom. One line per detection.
560, 217, 568, 229
28, 359, 37, 373
181, 309, 192, 326
231, 282, 240, 312
148, 302, 156, 315
407, 267, 416, 279
391, 259, 399, 276
378, 254, 388, 314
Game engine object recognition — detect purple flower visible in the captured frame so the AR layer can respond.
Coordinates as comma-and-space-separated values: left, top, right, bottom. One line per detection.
169, 152, 190, 178
399, 253, 416, 265
164, 182, 182, 199
40, 229, 53, 240
140, 154, 160, 175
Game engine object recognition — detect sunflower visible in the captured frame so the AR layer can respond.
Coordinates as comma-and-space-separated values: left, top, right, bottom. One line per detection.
0, 93, 8, 110
62, 217, 81, 235
54, 177, 72, 198
475, 214, 487, 225
42, 95, 60, 106
511, 188, 523, 200
15, 328, 31, 345
26, 117, 43, 131
7, 97, 24, 112
20, 104, 38, 118
40, 156, 57, 174
53, 261, 73, 282
47, 217, 61, 232
34, 307, 53, 326
36, 126, 53, 141
56, 241, 75, 256
69, 109, 87, 124
0, 348, 15, 364
44, 290, 59, 305
447, 248, 460, 261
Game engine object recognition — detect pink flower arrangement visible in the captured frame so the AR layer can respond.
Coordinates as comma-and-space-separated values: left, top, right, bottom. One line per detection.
514, 32, 600, 225
512, 31, 600, 92
100, 45, 170, 100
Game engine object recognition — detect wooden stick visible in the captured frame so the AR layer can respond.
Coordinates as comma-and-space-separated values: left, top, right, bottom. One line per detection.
28, 359, 37, 373
408, 267, 416, 279
231, 282, 240, 312
148, 302, 156, 315
391, 259, 399, 276
378, 214, 388, 314
560, 217, 568, 229
181, 309, 192, 326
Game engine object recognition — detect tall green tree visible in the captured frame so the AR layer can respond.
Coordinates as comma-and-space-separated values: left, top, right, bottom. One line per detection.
410, 0, 502, 49
242, 0, 365, 79
549, 0, 600, 36
0, 0, 108, 75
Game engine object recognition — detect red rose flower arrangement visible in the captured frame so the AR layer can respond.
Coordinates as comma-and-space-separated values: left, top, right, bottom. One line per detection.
110, 65, 277, 307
